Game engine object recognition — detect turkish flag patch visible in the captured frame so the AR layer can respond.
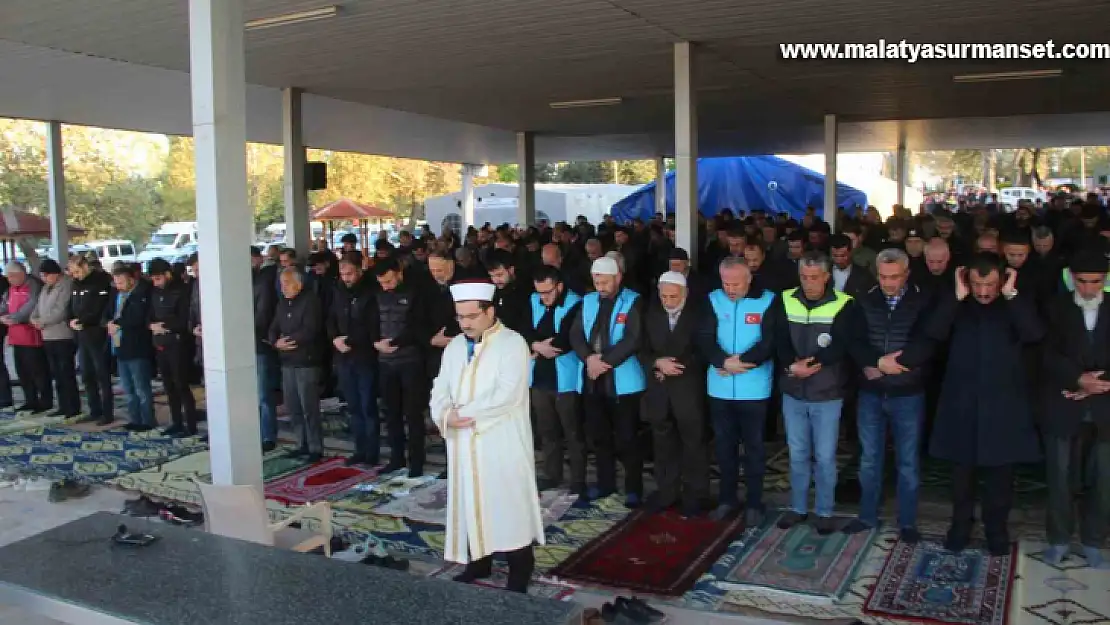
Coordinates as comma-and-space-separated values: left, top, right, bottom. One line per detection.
744, 313, 762, 324
616, 313, 628, 324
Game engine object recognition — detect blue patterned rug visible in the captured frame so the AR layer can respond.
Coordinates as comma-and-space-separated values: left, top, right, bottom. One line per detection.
0, 426, 207, 483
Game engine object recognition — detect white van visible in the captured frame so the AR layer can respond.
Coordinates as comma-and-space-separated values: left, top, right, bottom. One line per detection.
998, 187, 1046, 211
81, 240, 139, 266
138, 222, 198, 263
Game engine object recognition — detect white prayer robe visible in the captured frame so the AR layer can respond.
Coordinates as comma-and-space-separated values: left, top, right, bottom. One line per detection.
429, 321, 545, 563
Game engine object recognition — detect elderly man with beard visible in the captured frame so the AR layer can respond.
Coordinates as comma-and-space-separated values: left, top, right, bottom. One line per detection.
640, 271, 708, 517
1039, 247, 1110, 569
927, 253, 1043, 555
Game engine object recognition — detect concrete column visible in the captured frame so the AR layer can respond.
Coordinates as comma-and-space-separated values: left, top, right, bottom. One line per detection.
981, 150, 991, 192
674, 42, 699, 266
823, 114, 838, 232
282, 87, 310, 258
516, 132, 536, 226
460, 165, 475, 233
654, 156, 667, 218
895, 144, 907, 208
46, 121, 67, 261
189, 0, 262, 488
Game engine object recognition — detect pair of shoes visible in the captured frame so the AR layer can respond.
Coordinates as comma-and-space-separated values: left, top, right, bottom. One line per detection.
777, 510, 808, 530
48, 479, 91, 503
122, 496, 162, 517
452, 564, 492, 584
363, 554, 409, 570
601, 596, 666, 623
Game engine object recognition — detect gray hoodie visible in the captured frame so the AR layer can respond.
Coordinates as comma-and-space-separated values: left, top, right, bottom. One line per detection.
31, 276, 74, 341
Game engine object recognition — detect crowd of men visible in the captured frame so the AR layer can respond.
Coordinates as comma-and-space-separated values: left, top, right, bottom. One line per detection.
2, 191, 1107, 569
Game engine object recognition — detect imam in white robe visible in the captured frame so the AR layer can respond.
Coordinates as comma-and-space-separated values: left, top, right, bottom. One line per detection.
429, 321, 545, 563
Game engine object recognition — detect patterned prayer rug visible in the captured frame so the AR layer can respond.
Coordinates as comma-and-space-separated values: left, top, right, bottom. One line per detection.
0, 426, 206, 482
264, 456, 379, 505
0, 408, 83, 435
864, 538, 1016, 625
371, 480, 578, 527
429, 563, 576, 601
717, 513, 875, 601
547, 508, 743, 596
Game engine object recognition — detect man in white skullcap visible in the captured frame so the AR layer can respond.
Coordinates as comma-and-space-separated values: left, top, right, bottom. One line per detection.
640, 270, 710, 517
569, 256, 647, 506
430, 279, 544, 593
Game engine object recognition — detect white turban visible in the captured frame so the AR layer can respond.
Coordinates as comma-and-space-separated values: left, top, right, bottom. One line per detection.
449, 281, 496, 302
658, 271, 687, 288
591, 256, 619, 276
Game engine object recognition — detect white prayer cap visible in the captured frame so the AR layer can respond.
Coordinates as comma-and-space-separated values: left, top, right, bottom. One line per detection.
658, 271, 687, 288
591, 256, 619, 276
449, 281, 496, 302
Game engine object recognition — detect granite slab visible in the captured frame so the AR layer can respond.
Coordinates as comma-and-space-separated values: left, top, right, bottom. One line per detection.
0, 512, 581, 625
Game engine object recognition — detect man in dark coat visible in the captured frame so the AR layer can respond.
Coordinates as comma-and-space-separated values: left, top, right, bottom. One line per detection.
1039, 247, 1110, 569
147, 259, 198, 437
269, 267, 324, 461
328, 256, 381, 466
926, 252, 1043, 555
829, 234, 876, 300
639, 271, 708, 517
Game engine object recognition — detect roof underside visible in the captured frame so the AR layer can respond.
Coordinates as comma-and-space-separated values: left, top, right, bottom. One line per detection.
1, 0, 1109, 160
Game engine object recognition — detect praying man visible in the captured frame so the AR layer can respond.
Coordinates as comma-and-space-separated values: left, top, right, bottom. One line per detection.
430, 279, 545, 593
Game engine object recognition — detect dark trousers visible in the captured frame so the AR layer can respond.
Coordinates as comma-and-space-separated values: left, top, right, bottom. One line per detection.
710, 398, 767, 510
950, 463, 1013, 543
282, 366, 323, 454
532, 389, 585, 487
156, 342, 197, 431
582, 392, 643, 496
0, 338, 12, 407
78, 333, 114, 420
647, 391, 709, 509
43, 340, 80, 416
1045, 432, 1110, 548
13, 345, 51, 412
380, 359, 426, 472
462, 545, 535, 593
338, 359, 379, 462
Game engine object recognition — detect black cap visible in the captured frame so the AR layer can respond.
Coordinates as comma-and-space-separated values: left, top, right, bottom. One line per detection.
668, 247, 689, 261
1070, 247, 1110, 274
340, 233, 358, 244
148, 258, 172, 275
39, 259, 62, 275
906, 229, 923, 240
249, 245, 262, 257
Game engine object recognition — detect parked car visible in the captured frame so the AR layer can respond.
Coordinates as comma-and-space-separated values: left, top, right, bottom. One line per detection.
81, 239, 139, 266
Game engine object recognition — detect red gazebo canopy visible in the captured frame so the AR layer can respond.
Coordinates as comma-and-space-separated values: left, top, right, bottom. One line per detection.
0, 208, 85, 239
311, 198, 393, 221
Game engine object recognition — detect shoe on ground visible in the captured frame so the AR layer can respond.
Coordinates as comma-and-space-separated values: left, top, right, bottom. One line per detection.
944, 529, 970, 553
814, 516, 837, 535
48, 479, 91, 503
123, 497, 162, 517
841, 519, 873, 535
306, 453, 323, 463
615, 596, 666, 623
600, 602, 642, 624
407, 467, 424, 478
624, 492, 642, 509
987, 539, 1011, 557
344, 454, 367, 467
96, 416, 114, 426
777, 510, 809, 530
743, 506, 765, 528
161, 424, 184, 436
382, 460, 406, 474
899, 527, 921, 544
452, 565, 492, 584
73, 413, 99, 424
123, 423, 152, 432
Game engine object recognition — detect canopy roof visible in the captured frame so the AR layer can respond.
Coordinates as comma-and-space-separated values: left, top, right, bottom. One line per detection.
0, 208, 84, 239
311, 198, 393, 221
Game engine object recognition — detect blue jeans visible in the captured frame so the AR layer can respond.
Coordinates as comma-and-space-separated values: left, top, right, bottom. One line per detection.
857, 391, 924, 528
117, 358, 155, 427
338, 360, 379, 461
257, 353, 277, 444
782, 395, 843, 517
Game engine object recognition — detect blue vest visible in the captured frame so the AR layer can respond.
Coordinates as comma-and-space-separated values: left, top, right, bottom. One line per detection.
706, 289, 775, 400
529, 291, 583, 393
578, 289, 646, 396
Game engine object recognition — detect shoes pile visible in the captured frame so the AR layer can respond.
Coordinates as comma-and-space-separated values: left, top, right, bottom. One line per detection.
585, 597, 665, 624
47, 479, 91, 503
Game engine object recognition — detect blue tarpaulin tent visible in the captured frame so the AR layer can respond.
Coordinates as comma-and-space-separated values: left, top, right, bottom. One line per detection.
609, 156, 868, 223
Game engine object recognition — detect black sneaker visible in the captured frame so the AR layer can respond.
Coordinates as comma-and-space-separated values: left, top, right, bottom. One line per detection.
615, 597, 666, 623
814, 516, 837, 535
743, 506, 765, 528
48, 479, 91, 503
777, 510, 808, 529
841, 519, 873, 535
161, 424, 184, 436
899, 527, 921, 544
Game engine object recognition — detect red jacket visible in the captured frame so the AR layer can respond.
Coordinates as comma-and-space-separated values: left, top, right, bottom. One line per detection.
5, 280, 43, 347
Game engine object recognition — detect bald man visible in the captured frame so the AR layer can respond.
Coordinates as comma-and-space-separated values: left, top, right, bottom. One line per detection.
543, 242, 590, 295
913, 238, 955, 298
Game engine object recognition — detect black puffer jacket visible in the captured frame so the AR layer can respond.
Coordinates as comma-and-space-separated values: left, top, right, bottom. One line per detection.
849, 284, 934, 395
70, 269, 113, 341
148, 278, 192, 348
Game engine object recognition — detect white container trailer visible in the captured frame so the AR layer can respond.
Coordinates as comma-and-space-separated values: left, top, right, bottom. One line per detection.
424, 183, 638, 235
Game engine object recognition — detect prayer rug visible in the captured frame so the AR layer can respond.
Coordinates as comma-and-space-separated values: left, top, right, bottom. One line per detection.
0, 427, 206, 482
264, 456, 378, 505
863, 538, 1015, 625
547, 508, 743, 596
0, 409, 84, 436
717, 513, 875, 601
371, 480, 578, 527
429, 563, 576, 601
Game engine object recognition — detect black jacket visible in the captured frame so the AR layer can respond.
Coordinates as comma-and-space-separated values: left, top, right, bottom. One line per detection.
493, 279, 533, 336
833, 264, 877, 300
640, 299, 706, 422
376, 281, 430, 366
102, 280, 154, 361
268, 289, 323, 368
69, 269, 113, 342
148, 278, 192, 349
253, 265, 278, 353
423, 280, 459, 375
327, 274, 380, 366
1041, 294, 1110, 440
849, 284, 934, 395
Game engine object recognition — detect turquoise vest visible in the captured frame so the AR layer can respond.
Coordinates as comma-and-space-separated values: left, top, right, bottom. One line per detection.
528, 291, 582, 393
578, 289, 646, 396
706, 289, 776, 400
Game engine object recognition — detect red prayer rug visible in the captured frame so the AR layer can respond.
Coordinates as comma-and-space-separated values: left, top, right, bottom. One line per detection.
547, 508, 743, 596
864, 538, 1016, 625
264, 457, 378, 505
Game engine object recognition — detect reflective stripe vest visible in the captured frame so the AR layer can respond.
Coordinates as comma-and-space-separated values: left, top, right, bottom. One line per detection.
706, 289, 776, 400
1061, 268, 1110, 293
779, 287, 852, 402
577, 289, 646, 396
528, 291, 582, 393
